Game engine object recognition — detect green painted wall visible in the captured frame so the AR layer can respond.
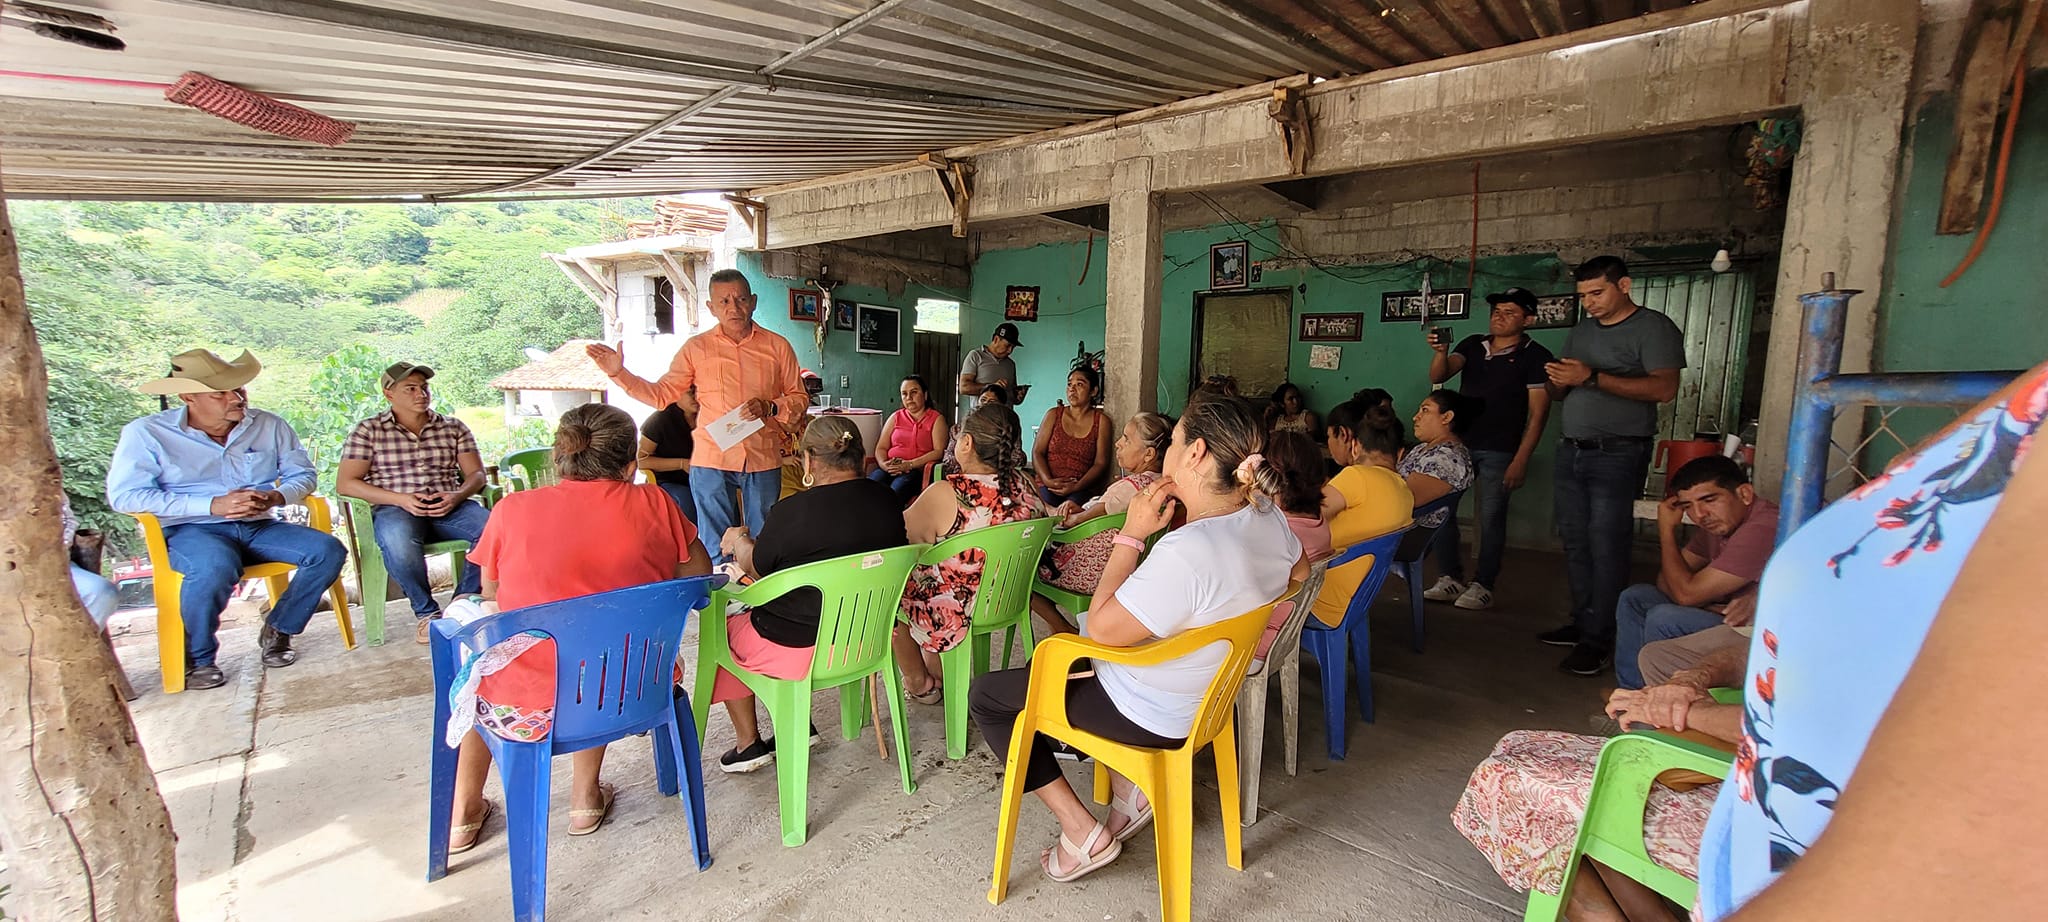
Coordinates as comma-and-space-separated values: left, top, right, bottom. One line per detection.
1872, 75, 2048, 461
965, 226, 1635, 549
735, 251, 966, 416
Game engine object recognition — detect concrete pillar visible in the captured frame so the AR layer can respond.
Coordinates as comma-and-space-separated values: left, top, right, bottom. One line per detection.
1106, 157, 1163, 425
1753, 0, 1919, 501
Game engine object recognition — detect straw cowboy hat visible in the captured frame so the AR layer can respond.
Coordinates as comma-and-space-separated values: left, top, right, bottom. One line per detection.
140, 349, 263, 395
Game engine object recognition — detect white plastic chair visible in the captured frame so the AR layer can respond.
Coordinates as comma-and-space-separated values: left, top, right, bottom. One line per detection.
1233, 561, 1327, 826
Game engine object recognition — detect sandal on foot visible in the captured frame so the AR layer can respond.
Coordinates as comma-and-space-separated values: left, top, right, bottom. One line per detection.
907, 679, 944, 706
1041, 821, 1121, 883
567, 783, 616, 837
1108, 787, 1153, 844
448, 799, 497, 855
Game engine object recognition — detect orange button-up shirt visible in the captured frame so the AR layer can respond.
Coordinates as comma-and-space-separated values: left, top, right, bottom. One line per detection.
612, 325, 809, 474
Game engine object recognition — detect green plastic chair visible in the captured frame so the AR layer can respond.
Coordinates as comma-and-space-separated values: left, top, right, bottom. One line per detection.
1523, 687, 1744, 922
1030, 513, 1162, 631
906, 517, 1059, 759
691, 544, 926, 847
500, 447, 554, 494
342, 497, 472, 646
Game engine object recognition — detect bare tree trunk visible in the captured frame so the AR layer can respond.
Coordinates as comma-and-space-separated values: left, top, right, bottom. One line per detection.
0, 177, 179, 915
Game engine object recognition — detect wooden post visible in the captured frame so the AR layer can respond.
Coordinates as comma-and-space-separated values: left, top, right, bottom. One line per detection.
0, 175, 179, 913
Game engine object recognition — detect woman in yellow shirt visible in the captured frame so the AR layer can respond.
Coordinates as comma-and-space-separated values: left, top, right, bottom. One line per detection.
1310, 395, 1415, 626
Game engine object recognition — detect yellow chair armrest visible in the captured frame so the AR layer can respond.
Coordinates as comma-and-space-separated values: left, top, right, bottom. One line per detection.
131, 512, 172, 569
304, 494, 334, 532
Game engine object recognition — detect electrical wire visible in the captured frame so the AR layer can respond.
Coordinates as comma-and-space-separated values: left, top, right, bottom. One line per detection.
1940, 60, 2031, 287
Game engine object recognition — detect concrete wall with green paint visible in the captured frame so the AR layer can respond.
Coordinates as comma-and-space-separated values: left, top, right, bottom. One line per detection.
735, 251, 966, 417
1871, 76, 2048, 461
964, 225, 1657, 551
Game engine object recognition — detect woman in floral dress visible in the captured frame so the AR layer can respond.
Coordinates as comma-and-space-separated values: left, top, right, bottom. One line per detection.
895, 403, 1046, 703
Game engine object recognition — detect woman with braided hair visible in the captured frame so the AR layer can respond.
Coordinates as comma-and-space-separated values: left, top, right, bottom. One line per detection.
969, 395, 1305, 882
896, 403, 1048, 703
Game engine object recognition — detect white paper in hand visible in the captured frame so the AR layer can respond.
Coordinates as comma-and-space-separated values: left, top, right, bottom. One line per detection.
706, 404, 765, 451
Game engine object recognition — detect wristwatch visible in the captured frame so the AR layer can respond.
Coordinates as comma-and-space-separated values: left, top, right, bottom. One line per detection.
1586, 370, 1601, 390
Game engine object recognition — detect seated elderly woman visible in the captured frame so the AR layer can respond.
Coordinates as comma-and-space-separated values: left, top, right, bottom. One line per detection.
968, 396, 1304, 880
1029, 410, 1174, 636
1453, 650, 1747, 922
712, 416, 910, 772
447, 404, 712, 850
895, 403, 1048, 703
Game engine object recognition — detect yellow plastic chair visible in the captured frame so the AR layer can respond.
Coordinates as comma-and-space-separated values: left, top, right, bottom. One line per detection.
133, 495, 356, 694
988, 591, 1288, 922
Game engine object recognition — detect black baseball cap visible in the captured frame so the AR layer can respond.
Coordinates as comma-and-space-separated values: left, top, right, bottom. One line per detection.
993, 322, 1023, 346
1486, 288, 1538, 314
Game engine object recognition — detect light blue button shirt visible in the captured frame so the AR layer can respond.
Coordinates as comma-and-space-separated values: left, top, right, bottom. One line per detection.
106, 407, 318, 527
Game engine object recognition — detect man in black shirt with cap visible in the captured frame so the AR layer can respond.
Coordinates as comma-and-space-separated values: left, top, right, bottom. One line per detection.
1424, 287, 1555, 611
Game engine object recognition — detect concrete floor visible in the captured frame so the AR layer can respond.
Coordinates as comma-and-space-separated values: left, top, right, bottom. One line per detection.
119, 550, 1616, 922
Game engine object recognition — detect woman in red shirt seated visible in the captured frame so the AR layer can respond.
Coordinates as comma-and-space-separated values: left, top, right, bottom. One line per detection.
446, 404, 712, 850
869, 374, 950, 504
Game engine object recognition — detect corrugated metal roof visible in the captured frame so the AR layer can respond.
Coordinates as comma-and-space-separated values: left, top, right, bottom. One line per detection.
0, 0, 1711, 202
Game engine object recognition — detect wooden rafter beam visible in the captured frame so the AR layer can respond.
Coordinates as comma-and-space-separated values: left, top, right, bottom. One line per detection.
550, 255, 611, 310
1938, 0, 2028, 234
1268, 84, 1314, 175
653, 250, 701, 329
918, 152, 976, 237
724, 193, 768, 250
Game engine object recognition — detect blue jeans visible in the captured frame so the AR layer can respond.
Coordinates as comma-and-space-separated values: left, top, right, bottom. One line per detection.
657, 481, 699, 524
868, 466, 924, 504
691, 466, 782, 565
1434, 448, 1515, 588
163, 520, 347, 667
72, 564, 118, 626
1553, 438, 1653, 651
1612, 583, 1726, 689
370, 500, 489, 619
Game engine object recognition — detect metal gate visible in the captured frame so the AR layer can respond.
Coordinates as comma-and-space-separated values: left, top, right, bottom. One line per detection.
1634, 270, 1755, 443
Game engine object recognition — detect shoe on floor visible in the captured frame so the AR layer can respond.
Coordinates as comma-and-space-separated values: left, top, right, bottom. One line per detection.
719, 738, 775, 773
1454, 583, 1494, 610
416, 614, 442, 645
259, 624, 297, 668
1559, 643, 1609, 677
1536, 624, 1580, 647
185, 664, 228, 690
1421, 575, 1466, 603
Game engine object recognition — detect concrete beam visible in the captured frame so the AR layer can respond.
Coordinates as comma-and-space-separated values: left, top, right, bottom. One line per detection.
1042, 205, 1110, 232
753, 0, 1800, 249
1753, 0, 1920, 500
1106, 158, 1163, 423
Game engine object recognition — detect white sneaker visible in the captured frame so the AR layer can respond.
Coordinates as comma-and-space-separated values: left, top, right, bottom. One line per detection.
1454, 583, 1495, 610
1422, 575, 1466, 602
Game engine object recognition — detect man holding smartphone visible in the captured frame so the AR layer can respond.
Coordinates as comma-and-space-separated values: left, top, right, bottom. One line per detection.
1424, 287, 1556, 611
337, 362, 490, 644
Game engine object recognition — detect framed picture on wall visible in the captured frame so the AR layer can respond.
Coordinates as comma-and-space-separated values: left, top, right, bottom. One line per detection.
1299, 312, 1364, 342
1379, 288, 1470, 323
789, 289, 822, 322
832, 298, 856, 331
856, 303, 901, 355
1210, 241, 1249, 289
1529, 292, 1581, 330
1005, 285, 1040, 322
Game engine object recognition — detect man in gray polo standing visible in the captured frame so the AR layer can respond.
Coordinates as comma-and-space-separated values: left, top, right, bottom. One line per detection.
1539, 256, 1686, 677
958, 322, 1022, 403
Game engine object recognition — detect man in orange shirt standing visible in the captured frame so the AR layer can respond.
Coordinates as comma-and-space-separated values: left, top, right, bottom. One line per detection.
587, 269, 809, 564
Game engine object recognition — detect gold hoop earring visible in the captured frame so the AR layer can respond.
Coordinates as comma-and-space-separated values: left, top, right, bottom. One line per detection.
801, 467, 815, 488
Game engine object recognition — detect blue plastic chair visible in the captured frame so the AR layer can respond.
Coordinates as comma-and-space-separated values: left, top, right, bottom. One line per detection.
1299, 527, 1407, 760
426, 576, 717, 922
1391, 489, 1466, 653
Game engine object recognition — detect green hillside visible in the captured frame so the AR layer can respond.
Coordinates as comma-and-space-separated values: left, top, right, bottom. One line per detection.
17, 198, 655, 552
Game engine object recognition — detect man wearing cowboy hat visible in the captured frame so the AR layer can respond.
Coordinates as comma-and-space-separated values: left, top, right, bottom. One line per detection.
336, 361, 490, 644
107, 349, 347, 690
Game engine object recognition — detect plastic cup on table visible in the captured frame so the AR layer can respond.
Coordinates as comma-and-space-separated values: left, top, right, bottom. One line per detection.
839, 398, 853, 409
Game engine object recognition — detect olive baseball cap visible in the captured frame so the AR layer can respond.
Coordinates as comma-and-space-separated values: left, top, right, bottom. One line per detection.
380, 361, 435, 390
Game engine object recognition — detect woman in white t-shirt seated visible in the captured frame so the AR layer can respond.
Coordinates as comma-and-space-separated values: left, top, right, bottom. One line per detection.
968, 396, 1305, 882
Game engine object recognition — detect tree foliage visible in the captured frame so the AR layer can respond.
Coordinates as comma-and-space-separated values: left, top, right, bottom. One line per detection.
15, 198, 650, 555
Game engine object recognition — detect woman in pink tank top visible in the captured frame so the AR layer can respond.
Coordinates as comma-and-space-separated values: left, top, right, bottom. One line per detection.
870, 374, 949, 504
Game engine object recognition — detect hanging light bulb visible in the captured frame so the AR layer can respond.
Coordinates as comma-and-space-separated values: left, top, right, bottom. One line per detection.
1710, 248, 1733, 273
